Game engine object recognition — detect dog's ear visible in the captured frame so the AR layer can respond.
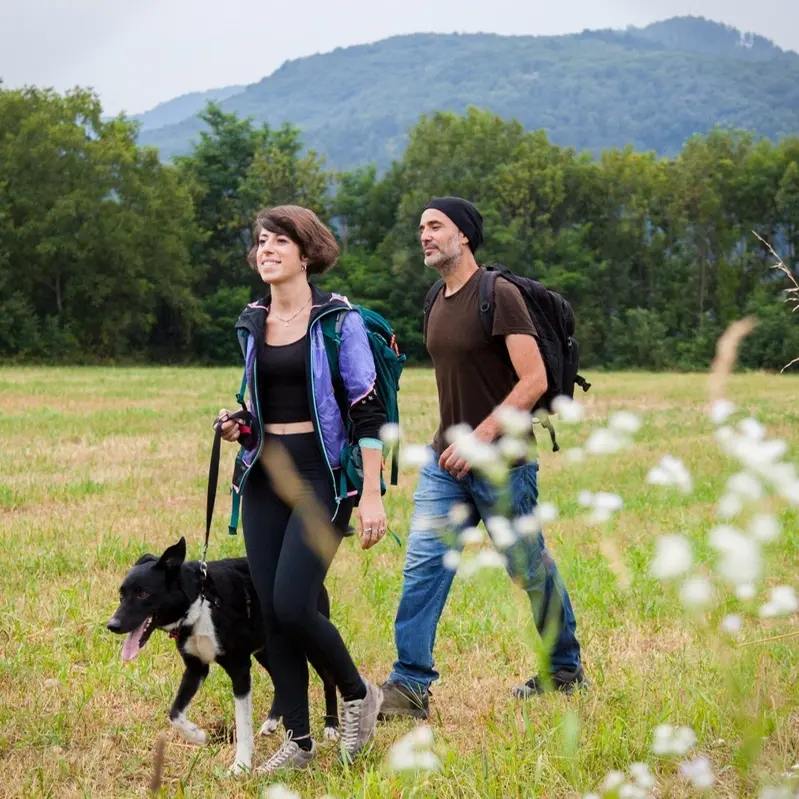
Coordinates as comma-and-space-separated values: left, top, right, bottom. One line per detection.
135, 553, 158, 566
158, 537, 186, 571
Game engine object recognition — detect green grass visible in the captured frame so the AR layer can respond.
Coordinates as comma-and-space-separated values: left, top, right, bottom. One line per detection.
1, 367, 799, 798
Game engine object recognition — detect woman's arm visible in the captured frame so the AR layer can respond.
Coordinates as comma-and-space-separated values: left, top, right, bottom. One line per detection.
337, 310, 388, 549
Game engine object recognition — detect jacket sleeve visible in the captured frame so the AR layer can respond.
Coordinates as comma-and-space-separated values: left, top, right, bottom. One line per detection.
337, 309, 387, 444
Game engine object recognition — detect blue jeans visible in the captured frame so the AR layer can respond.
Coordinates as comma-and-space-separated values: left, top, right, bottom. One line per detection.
389, 451, 581, 692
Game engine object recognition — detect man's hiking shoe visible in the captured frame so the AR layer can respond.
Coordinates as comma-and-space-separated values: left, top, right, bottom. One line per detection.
340, 680, 383, 762
511, 666, 587, 699
377, 681, 430, 720
255, 734, 317, 774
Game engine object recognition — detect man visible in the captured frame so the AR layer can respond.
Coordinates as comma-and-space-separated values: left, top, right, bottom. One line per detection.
380, 196, 585, 719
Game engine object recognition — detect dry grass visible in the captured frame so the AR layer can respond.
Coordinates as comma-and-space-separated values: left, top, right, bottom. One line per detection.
1, 367, 799, 797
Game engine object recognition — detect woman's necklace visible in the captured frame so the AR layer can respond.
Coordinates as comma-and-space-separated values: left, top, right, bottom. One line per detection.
270, 293, 312, 327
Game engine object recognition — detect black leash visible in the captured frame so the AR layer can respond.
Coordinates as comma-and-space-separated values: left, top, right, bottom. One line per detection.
203, 410, 252, 603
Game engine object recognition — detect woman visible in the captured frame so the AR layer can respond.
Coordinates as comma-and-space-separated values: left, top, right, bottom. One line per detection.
217, 205, 387, 773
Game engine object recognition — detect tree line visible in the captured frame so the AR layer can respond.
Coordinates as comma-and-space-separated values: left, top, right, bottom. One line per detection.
2, 86, 798, 370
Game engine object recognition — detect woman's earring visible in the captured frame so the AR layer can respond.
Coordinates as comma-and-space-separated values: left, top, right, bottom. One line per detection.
301, 262, 307, 272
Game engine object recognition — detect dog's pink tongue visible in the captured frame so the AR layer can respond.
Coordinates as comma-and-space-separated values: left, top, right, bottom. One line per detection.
122, 618, 150, 662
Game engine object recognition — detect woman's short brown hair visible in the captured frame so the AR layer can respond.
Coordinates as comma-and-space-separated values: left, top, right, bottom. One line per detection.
247, 205, 339, 276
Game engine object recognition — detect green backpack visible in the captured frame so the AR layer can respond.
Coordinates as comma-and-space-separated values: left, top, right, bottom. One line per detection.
320, 306, 406, 499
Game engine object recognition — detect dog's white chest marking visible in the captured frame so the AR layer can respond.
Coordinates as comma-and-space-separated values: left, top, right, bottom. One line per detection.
182, 599, 222, 664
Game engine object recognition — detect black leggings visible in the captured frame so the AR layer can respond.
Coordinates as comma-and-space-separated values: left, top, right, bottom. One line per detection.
242, 432, 364, 739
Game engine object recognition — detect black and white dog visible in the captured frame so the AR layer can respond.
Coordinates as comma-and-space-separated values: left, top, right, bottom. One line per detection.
107, 537, 339, 774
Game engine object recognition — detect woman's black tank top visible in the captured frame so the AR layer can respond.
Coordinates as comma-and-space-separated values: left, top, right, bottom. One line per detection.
257, 335, 312, 424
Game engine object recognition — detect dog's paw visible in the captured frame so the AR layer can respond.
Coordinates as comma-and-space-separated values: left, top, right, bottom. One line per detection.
323, 725, 339, 742
171, 717, 208, 745
258, 716, 280, 736
228, 759, 250, 777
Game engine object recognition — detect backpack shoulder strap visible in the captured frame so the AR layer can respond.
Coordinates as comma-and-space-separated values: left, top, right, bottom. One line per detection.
478, 268, 501, 341
423, 279, 445, 343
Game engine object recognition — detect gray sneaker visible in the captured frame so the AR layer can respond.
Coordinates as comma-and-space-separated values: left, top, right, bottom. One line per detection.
255, 735, 317, 775
340, 680, 384, 762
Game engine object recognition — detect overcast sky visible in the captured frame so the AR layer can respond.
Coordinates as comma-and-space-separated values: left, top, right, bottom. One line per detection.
2, 0, 797, 116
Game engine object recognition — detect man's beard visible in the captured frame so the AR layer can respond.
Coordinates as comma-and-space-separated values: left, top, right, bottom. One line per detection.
425, 238, 462, 275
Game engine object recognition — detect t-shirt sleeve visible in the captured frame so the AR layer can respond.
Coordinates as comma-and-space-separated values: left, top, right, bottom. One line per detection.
492, 278, 537, 338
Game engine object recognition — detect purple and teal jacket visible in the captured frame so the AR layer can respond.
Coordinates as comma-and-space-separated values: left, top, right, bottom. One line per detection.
227, 285, 386, 533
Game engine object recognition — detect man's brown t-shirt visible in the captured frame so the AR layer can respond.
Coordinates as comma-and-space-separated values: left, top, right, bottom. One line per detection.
427, 267, 537, 454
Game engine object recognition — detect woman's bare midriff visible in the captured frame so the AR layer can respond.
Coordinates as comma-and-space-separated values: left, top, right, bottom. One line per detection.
263, 421, 315, 435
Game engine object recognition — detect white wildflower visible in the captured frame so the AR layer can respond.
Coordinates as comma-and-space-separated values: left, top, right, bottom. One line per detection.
452, 435, 499, 469
601, 771, 625, 793
566, 447, 586, 463
680, 577, 714, 608
646, 455, 693, 494
459, 526, 483, 545
515, 514, 540, 537
475, 549, 507, 570
629, 761, 656, 790
736, 583, 757, 601
717, 493, 743, 520
710, 399, 735, 425
537, 502, 559, 524
583, 491, 624, 523
653, 724, 697, 756
379, 423, 401, 446
759, 788, 795, 799
739, 417, 766, 441
552, 395, 584, 423
726, 472, 763, 502
498, 436, 528, 463
595, 492, 624, 512
448, 502, 471, 526
387, 724, 440, 773
443, 550, 461, 571
486, 516, 516, 549
721, 614, 743, 634
445, 423, 473, 445
619, 785, 648, 799
578, 490, 595, 507
679, 756, 715, 788
461, 549, 508, 578
749, 514, 780, 543
709, 525, 761, 586
263, 786, 301, 799
609, 411, 642, 434
586, 428, 627, 455
401, 445, 433, 468
495, 406, 533, 436
760, 586, 799, 618
650, 535, 692, 580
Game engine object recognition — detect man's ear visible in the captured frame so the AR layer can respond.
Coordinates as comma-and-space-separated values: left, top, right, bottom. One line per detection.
157, 537, 186, 570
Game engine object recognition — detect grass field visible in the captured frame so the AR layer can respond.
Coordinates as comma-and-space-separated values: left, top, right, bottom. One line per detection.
2, 367, 799, 798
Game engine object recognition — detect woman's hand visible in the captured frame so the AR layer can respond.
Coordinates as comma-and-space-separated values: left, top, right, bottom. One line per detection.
356, 490, 387, 550
216, 409, 241, 443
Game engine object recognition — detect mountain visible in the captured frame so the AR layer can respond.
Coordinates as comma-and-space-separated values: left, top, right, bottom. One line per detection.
136, 16, 799, 170
132, 84, 246, 132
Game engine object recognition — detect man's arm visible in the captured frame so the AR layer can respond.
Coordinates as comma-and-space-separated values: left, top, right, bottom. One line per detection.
439, 333, 548, 478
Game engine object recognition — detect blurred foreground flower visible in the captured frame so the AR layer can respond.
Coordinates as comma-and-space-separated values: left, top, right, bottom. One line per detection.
652, 724, 697, 756
760, 586, 798, 618
679, 756, 715, 788
551, 395, 585, 423
646, 455, 693, 494
650, 535, 692, 580
387, 724, 440, 773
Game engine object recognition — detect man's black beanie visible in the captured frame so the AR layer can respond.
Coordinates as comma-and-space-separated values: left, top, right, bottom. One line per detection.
425, 196, 484, 253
